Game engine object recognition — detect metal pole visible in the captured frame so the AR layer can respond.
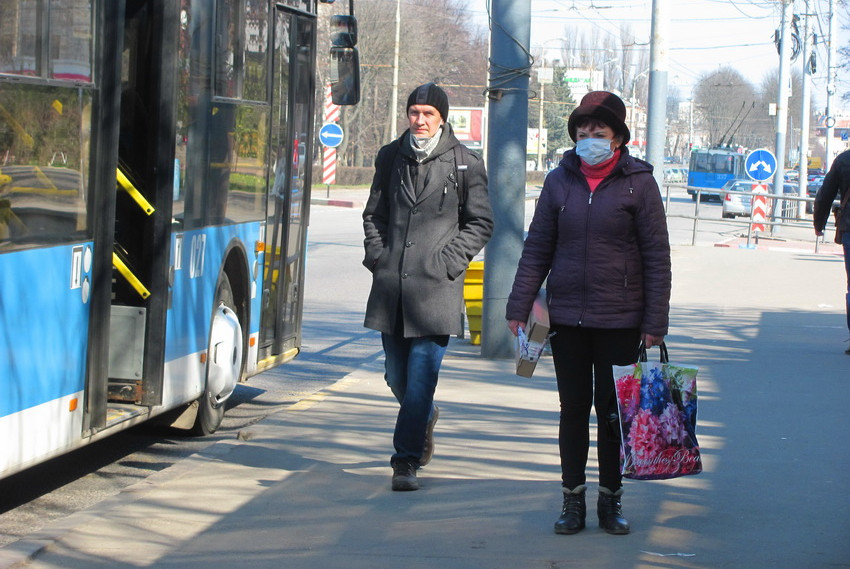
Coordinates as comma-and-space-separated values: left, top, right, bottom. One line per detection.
798, 4, 811, 218
771, 0, 792, 235
646, 0, 669, 189
481, 0, 530, 359
389, 0, 401, 141
537, 82, 545, 171
825, 0, 837, 171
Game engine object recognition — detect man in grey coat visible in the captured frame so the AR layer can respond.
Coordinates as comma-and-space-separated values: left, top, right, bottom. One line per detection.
362, 83, 493, 491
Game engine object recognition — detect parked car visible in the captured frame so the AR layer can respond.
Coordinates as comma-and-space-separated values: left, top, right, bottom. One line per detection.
806, 176, 824, 214
663, 167, 687, 183
720, 179, 800, 219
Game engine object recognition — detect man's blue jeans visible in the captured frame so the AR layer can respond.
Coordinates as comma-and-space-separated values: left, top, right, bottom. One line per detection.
843, 232, 850, 335
381, 333, 447, 466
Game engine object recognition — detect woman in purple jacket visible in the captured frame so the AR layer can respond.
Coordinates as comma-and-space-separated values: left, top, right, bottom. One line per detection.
506, 91, 671, 536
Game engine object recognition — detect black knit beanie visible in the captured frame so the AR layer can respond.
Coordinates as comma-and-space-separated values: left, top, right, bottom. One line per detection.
406, 83, 449, 120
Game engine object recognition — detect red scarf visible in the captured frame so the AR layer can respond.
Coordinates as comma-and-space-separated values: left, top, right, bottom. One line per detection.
580, 148, 621, 192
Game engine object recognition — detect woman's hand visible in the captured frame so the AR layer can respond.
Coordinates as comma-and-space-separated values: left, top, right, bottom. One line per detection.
508, 320, 525, 336
642, 333, 665, 348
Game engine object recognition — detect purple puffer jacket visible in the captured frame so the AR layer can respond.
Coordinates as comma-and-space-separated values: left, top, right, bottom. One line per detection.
506, 148, 671, 335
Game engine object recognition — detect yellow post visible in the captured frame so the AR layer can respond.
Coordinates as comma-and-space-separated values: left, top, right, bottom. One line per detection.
463, 260, 484, 345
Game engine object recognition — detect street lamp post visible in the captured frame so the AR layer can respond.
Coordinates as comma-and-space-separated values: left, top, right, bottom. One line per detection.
630, 69, 650, 154
536, 66, 553, 172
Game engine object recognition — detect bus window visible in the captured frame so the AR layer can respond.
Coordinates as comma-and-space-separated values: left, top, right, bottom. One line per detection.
243, 0, 268, 102
0, 0, 92, 81
0, 0, 39, 76
214, 0, 269, 102
215, 0, 241, 99
48, 0, 93, 82
0, 84, 91, 249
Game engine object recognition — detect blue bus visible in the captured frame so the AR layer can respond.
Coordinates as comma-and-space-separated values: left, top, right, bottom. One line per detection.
686, 147, 747, 201
0, 0, 359, 480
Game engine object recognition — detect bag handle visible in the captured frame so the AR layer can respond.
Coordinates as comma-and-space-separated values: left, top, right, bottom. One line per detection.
637, 340, 668, 363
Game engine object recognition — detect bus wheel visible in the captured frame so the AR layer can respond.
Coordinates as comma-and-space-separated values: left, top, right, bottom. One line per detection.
192, 273, 244, 436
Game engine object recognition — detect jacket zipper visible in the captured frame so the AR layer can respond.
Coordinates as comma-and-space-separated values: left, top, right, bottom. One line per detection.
578, 190, 594, 326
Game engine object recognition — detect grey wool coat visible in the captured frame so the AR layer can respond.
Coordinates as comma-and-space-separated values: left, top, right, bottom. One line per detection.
363, 124, 493, 337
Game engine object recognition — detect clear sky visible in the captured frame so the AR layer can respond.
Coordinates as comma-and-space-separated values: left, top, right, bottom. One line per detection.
464, 0, 847, 111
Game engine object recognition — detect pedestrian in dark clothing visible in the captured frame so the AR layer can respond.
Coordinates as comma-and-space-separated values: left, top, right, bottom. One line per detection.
363, 83, 494, 491
505, 91, 671, 535
813, 148, 850, 353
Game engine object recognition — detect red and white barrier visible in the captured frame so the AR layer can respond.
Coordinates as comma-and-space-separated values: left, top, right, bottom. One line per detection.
751, 184, 768, 233
322, 85, 341, 185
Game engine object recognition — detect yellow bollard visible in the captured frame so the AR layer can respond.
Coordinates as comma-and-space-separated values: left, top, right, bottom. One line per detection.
463, 260, 484, 345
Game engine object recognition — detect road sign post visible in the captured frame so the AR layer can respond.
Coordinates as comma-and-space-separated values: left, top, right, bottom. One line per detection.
745, 149, 779, 237
319, 122, 344, 187
319, 122, 344, 148
745, 148, 777, 183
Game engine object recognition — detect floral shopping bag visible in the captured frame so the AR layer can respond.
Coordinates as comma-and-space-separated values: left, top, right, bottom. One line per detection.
612, 343, 702, 480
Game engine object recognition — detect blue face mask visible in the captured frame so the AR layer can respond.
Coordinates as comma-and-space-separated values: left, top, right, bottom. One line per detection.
575, 138, 615, 166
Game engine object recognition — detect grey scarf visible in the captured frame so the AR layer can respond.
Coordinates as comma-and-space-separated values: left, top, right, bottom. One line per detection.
410, 126, 443, 162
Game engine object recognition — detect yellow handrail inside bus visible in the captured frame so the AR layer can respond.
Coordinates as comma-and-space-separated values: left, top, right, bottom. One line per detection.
116, 168, 155, 215
112, 252, 151, 299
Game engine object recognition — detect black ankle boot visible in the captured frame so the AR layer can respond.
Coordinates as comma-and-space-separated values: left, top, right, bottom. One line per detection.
597, 486, 630, 534
554, 485, 586, 534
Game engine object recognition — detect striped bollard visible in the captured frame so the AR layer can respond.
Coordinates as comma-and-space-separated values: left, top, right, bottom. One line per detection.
322, 85, 341, 186
751, 183, 768, 234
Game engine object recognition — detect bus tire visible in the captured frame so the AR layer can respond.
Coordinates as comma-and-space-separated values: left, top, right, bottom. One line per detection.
192, 273, 244, 436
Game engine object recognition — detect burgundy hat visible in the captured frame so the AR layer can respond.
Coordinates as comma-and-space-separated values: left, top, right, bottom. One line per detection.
567, 91, 630, 146
406, 83, 449, 120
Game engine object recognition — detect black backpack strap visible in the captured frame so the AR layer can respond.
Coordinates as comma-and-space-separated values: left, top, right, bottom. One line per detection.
381, 140, 402, 190
453, 144, 468, 210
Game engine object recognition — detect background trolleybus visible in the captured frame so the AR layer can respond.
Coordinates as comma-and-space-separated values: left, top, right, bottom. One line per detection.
0, 0, 360, 480
686, 147, 747, 202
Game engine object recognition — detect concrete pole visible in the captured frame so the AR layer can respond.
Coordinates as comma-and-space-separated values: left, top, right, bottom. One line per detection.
825, 0, 837, 171
798, 4, 811, 217
389, 0, 401, 141
646, 0, 669, 190
537, 82, 545, 171
481, 0, 530, 359
772, 0, 792, 233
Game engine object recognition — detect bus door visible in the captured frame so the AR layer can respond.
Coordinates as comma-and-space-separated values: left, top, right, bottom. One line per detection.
258, 8, 315, 365
98, 0, 176, 423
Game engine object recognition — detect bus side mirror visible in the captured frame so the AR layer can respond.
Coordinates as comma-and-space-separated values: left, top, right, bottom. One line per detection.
330, 47, 360, 106
330, 15, 358, 48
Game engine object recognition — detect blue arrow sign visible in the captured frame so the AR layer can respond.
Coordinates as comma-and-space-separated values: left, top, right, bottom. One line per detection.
745, 148, 777, 182
319, 122, 344, 148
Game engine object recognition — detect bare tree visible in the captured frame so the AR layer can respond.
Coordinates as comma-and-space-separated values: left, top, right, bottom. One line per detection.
692, 67, 758, 147
552, 24, 648, 99
321, 0, 488, 168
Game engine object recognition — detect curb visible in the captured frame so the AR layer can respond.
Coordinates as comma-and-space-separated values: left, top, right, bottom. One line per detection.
714, 236, 844, 255
310, 197, 363, 209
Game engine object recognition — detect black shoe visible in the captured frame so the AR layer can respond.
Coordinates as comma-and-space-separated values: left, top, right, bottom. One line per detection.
554, 485, 586, 534
391, 462, 419, 491
420, 406, 440, 466
597, 486, 630, 535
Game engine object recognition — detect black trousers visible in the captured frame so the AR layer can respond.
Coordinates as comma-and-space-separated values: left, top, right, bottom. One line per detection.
549, 325, 641, 491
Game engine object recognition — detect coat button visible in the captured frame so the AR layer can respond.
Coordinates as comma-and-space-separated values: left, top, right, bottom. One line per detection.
402, 273, 409, 279
412, 208, 418, 214
405, 241, 413, 247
